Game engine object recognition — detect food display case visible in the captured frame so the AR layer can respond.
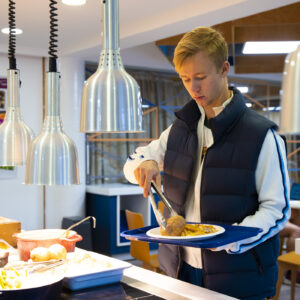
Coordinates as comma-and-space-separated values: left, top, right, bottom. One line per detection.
1, 246, 237, 300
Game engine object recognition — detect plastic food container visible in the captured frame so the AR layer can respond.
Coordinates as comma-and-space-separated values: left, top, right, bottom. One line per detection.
63, 250, 131, 291
14, 229, 82, 261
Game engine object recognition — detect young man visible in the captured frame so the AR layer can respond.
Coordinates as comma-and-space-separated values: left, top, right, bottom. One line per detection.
123, 27, 290, 300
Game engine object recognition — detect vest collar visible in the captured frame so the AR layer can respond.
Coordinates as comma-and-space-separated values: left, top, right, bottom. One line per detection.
175, 87, 246, 142
175, 99, 201, 132
208, 87, 246, 144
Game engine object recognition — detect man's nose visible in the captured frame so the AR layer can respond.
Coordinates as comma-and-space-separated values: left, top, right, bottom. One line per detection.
191, 80, 200, 92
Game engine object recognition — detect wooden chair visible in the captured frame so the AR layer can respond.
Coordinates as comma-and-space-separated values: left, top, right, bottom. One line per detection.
125, 209, 161, 272
279, 236, 287, 256
274, 251, 300, 300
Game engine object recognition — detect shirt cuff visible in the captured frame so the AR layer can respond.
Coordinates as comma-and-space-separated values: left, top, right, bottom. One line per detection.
123, 154, 158, 184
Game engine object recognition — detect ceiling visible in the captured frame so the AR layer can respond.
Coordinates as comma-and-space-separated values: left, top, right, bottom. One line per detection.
0, 0, 298, 62
156, 2, 300, 74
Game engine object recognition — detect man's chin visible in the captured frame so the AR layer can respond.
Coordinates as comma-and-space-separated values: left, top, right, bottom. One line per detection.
194, 98, 207, 106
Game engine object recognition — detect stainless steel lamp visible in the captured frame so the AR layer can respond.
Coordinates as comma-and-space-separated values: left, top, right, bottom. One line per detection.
80, 0, 143, 133
25, 0, 79, 185
0, 0, 34, 166
25, 71, 79, 185
280, 45, 300, 134
0, 70, 34, 166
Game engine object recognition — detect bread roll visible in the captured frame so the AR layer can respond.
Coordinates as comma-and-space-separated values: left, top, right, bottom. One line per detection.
48, 244, 67, 260
30, 247, 50, 262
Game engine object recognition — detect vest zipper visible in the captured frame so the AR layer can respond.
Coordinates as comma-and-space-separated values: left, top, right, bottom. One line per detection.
199, 146, 210, 285
199, 146, 210, 215
175, 246, 182, 278
201, 248, 207, 287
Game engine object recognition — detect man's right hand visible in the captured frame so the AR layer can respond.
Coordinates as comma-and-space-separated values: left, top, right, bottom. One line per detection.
134, 160, 161, 198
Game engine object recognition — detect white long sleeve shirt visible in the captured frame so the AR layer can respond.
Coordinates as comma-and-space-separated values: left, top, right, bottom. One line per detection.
123, 98, 291, 269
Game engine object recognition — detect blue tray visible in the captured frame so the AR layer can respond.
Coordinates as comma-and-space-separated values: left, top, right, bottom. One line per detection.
120, 224, 262, 248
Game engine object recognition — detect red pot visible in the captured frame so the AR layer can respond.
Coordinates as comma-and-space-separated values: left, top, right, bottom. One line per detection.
15, 229, 83, 261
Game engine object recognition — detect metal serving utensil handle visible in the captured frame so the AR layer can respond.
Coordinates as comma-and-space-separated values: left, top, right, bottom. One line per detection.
149, 190, 166, 229
30, 259, 65, 274
151, 181, 177, 216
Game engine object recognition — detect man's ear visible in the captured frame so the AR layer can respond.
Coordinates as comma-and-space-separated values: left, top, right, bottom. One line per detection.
221, 61, 230, 77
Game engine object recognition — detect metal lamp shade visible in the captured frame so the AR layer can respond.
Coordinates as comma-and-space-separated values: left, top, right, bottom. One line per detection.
280, 45, 300, 135
80, 0, 143, 133
25, 72, 79, 185
0, 69, 34, 166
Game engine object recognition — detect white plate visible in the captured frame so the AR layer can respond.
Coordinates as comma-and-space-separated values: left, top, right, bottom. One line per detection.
0, 270, 64, 291
146, 224, 225, 240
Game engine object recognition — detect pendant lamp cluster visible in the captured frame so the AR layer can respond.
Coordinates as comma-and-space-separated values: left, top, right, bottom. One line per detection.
0, 0, 34, 166
80, 0, 143, 133
0, 0, 143, 185
25, 0, 79, 185
0, 0, 79, 185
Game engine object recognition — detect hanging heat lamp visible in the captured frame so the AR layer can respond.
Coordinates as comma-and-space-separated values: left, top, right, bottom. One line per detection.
25, 0, 79, 185
80, 0, 143, 133
280, 45, 300, 135
0, 0, 34, 166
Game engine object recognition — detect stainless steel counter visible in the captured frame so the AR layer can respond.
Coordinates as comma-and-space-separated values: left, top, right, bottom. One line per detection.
122, 265, 237, 300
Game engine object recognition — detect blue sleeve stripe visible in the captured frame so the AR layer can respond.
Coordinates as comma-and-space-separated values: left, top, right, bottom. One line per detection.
229, 129, 290, 254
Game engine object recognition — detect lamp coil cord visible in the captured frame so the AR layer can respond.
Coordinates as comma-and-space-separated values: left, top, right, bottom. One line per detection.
8, 0, 16, 69
49, 0, 58, 72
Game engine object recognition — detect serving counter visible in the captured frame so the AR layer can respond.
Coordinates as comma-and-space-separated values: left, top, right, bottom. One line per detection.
1, 248, 237, 300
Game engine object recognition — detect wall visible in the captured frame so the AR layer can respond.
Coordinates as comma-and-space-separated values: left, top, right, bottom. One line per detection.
121, 42, 174, 71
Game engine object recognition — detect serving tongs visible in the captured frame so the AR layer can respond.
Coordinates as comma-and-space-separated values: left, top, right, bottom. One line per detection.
29, 259, 65, 274
148, 181, 178, 230
151, 181, 177, 217
149, 189, 166, 230
5, 259, 66, 274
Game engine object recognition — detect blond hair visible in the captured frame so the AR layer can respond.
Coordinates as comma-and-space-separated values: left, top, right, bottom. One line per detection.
173, 27, 228, 72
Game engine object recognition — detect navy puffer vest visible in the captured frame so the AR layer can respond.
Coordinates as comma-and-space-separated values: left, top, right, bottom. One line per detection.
158, 88, 280, 300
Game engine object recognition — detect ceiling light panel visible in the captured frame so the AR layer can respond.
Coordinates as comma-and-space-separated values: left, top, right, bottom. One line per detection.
236, 86, 249, 94
243, 41, 300, 54
62, 0, 86, 6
